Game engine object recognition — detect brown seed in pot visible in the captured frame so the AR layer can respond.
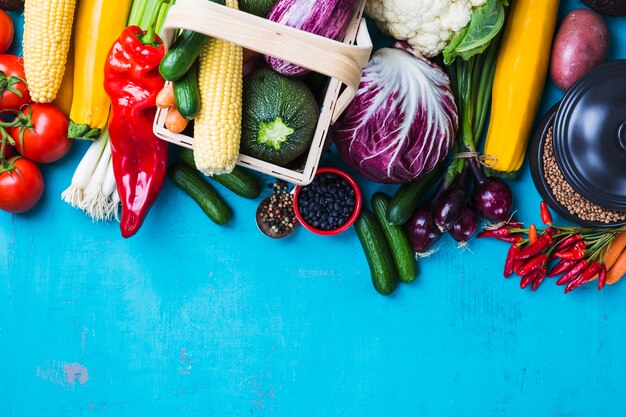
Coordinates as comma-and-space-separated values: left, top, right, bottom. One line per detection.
542, 126, 626, 223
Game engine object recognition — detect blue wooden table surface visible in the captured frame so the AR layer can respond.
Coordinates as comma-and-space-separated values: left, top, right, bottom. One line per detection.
2, 1, 626, 416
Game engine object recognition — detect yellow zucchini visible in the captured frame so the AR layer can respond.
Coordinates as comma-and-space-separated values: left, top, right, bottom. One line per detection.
483, 0, 560, 177
68, 0, 133, 139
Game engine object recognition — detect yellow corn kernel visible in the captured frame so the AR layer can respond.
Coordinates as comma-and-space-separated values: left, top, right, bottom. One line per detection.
193, 0, 243, 176
23, 0, 77, 103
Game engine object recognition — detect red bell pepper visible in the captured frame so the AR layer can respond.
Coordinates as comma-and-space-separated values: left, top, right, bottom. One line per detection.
104, 25, 168, 238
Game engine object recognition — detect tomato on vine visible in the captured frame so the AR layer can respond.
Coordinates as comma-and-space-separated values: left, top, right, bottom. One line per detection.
0, 54, 30, 111
0, 156, 44, 213
9, 103, 72, 163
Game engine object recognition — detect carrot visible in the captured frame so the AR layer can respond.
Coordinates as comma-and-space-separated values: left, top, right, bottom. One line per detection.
607, 248, 626, 285
165, 107, 188, 133
156, 84, 175, 109
603, 231, 626, 271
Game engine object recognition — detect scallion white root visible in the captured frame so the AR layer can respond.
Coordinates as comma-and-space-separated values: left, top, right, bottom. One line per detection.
62, 126, 120, 222
81, 132, 112, 221
61, 132, 108, 207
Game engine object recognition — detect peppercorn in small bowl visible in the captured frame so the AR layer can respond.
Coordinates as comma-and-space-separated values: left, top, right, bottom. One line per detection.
293, 167, 362, 236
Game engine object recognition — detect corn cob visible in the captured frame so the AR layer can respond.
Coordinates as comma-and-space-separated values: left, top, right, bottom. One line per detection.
23, 0, 77, 103
193, 0, 243, 176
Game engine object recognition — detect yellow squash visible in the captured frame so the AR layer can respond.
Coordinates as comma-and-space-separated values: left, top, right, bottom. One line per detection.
68, 0, 133, 139
483, 0, 560, 177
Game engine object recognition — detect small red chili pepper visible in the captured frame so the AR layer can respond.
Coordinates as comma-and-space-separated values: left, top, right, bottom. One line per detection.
547, 259, 577, 277
531, 267, 548, 291
499, 235, 523, 244
528, 224, 538, 244
520, 272, 536, 289
554, 234, 582, 252
556, 260, 588, 286
598, 265, 607, 290
517, 234, 553, 260
478, 227, 511, 239
545, 227, 557, 236
540, 201, 553, 225
518, 253, 548, 277
554, 248, 586, 261
504, 244, 521, 278
565, 262, 602, 293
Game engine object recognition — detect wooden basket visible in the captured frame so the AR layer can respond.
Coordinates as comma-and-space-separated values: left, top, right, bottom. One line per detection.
152, 0, 372, 185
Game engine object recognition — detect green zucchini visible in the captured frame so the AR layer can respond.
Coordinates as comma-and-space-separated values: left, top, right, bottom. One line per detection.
173, 61, 200, 120
167, 163, 233, 225
178, 147, 261, 199
372, 193, 418, 284
386, 164, 444, 225
354, 209, 398, 296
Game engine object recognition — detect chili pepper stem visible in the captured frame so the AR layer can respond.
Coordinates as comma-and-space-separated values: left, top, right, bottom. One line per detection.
140, 0, 171, 45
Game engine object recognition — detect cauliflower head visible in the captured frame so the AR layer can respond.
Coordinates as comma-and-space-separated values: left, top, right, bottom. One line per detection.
365, 0, 487, 58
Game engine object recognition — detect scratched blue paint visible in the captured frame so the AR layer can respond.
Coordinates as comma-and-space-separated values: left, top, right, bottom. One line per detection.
1, 1, 626, 416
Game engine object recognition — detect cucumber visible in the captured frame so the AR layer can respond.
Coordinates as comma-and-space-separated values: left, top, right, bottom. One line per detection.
386, 163, 444, 225
354, 209, 398, 296
173, 61, 200, 120
167, 163, 233, 225
178, 147, 261, 199
372, 193, 418, 284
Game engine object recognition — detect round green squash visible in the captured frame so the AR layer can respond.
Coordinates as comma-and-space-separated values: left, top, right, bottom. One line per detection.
241, 68, 320, 166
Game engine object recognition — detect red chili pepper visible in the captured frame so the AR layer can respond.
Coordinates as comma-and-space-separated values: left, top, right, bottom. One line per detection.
545, 227, 557, 236
598, 265, 607, 290
517, 234, 553, 260
540, 201, 553, 225
565, 262, 602, 293
478, 227, 511, 239
555, 260, 588, 286
531, 267, 548, 291
499, 235, 523, 244
104, 25, 169, 238
520, 272, 536, 289
528, 224, 538, 244
554, 234, 582, 252
518, 253, 548, 277
554, 248, 586, 261
547, 259, 577, 277
504, 244, 521, 278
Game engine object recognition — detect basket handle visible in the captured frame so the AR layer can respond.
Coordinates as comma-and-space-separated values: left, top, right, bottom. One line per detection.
161, 0, 371, 122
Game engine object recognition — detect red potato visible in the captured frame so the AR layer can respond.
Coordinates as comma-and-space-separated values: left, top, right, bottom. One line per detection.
550, 8, 609, 90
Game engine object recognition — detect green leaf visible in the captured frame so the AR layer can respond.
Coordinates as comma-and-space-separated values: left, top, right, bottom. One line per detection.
443, 0, 506, 65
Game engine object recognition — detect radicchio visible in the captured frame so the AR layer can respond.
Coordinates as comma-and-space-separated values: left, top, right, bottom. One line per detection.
333, 44, 458, 184
265, 0, 358, 77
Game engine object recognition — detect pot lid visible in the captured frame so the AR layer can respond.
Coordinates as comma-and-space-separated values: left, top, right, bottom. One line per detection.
553, 60, 626, 212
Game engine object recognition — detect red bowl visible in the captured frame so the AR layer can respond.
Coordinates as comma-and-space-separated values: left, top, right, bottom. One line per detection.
293, 167, 362, 236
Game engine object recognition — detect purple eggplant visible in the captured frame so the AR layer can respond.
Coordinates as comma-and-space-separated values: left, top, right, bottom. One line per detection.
449, 206, 478, 242
468, 157, 513, 222
406, 205, 443, 253
265, 0, 359, 76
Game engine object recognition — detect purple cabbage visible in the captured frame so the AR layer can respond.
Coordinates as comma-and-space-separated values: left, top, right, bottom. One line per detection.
333, 44, 458, 184
266, 0, 358, 76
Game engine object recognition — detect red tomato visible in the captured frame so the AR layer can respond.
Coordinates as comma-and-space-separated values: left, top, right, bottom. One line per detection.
0, 156, 44, 213
0, 11, 13, 54
10, 103, 72, 163
0, 54, 30, 110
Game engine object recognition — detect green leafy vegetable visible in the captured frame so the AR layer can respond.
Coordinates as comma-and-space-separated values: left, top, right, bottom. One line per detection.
443, 0, 507, 65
